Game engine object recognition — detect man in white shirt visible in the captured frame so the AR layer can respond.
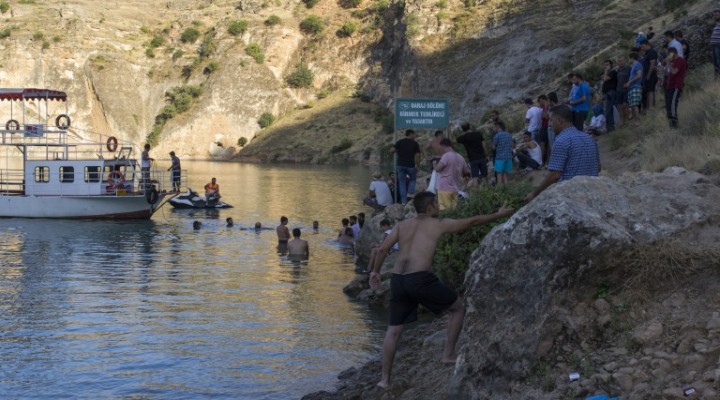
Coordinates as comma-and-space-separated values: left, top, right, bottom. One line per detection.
524, 98, 544, 141
364, 172, 394, 210
664, 30, 684, 58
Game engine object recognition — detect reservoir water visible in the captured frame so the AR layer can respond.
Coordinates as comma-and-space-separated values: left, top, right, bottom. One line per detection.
0, 161, 387, 399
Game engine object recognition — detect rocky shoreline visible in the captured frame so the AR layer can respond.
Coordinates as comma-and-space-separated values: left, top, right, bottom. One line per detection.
303, 168, 720, 400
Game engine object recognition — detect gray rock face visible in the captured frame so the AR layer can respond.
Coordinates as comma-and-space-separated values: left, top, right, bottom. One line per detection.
354, 204, 415, 269
451, 168, 720, 398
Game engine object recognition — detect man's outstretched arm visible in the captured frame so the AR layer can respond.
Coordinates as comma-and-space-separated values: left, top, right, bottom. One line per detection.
438, 203, 514, 234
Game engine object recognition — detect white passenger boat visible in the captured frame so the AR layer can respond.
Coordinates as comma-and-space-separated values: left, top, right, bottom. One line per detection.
0, 88, 181, 219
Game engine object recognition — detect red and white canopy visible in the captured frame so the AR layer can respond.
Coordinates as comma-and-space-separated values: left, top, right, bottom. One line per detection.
0, 88, 67, 102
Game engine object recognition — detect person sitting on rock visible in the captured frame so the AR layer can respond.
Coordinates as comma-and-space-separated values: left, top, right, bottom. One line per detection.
585, 104, 607, 137
364, 172, 394, 211
365, 219, 400, 274
514, 131, 543, 171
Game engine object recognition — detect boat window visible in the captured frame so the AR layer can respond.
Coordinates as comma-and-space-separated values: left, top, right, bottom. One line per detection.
34, 166, 50, 183
60, 166, 75, 183
85, 166, 101, 182
104, 165, 126, 180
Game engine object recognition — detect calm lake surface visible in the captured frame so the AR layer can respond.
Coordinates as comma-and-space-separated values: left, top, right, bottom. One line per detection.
0, 161, 387, 399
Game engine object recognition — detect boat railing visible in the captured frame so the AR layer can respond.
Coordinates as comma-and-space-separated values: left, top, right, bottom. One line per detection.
0, 169, 25, 195
0, 168, 186, 197
0, 124, 137, 162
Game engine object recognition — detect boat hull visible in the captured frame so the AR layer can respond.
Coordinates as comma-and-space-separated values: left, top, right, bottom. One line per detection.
0, 194, 167, 219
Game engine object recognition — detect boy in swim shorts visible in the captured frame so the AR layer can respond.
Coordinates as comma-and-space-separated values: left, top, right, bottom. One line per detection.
369, 191, 514, 389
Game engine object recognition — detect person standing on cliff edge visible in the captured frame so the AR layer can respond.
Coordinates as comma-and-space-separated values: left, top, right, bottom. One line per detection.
369, 191, 514, 389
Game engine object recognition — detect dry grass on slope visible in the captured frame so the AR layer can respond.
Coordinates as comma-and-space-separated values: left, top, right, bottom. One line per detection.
236, 88, 393, 164
607, 65, 720, 175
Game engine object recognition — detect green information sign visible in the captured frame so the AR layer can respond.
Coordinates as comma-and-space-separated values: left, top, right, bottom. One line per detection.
394, 98, 450, 129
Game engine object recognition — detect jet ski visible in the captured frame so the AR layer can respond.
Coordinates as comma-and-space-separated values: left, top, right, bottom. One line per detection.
168, 188, 233, 209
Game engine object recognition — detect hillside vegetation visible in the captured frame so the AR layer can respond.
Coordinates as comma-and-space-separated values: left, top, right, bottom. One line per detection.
1, 0, 711, 163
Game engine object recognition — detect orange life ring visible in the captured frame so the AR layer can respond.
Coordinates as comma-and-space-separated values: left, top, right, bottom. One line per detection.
106, 136, 118, 152
108, 170, 125, 189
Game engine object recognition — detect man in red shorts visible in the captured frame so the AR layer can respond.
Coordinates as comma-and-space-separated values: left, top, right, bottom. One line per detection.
369, 191, 513, 389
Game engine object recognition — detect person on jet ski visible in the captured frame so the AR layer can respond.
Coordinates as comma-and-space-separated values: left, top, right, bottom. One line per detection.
204, 177, 221, 203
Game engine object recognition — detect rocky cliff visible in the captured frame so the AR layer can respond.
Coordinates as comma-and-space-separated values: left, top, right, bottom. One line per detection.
305, 168, 720, 400
2, 0, 712, 162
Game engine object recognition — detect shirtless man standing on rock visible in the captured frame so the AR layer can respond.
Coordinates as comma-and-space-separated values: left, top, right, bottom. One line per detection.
369, 191, 513, 389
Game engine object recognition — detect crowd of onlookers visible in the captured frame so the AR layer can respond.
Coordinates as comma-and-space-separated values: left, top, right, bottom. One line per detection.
360, 9, 720, 213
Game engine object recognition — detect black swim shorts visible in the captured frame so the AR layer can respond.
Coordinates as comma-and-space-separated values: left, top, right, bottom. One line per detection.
389, 271, 458, 326
278, 240, 288, 245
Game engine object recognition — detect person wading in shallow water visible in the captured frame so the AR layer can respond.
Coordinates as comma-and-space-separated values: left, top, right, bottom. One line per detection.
369, 191, 514, 389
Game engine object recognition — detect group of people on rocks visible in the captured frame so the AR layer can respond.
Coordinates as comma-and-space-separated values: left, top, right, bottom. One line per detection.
592, 23, 704, 131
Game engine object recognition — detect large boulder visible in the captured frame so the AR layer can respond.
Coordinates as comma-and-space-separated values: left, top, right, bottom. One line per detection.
451, 168, 720, 398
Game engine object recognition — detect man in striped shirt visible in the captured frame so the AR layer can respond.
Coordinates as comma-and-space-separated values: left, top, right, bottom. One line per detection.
712, 9, 720, 77
525, 105, 601, 203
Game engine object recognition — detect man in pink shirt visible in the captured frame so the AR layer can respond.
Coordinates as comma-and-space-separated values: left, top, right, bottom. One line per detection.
434, 138, 470, 210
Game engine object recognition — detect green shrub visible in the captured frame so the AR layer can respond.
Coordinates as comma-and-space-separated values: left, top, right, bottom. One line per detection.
286, 65, 314, 88
352, 88, 371, 102
436, 0, 447, 8
32, 32, 43, 40
0, 2, 9, 13
265, 15, 281, 26
52, 35, 61, 43
181, 65, 194, 79
172, 49, 184, 60
228, 20, 248, 36
350, 9, 369, 18
166, 85, 202, 105
0, 28, 12, 39
146, 123, 163, 147
41, 41, 49, 50
180, 28, 200, 43
245, 42, 264, 63
237, 137, 248, 147
140, 25, 150, 34
145, 48, 155, 58
330, 138, 353, 153
203, 61, 220, 74
155, 104, 177, 125
433, 184, 531, 290
338, 21, 358, 37
300, 15, 325, 34
198, 32, 216, 57
303, 0, 319, 8
404, 12, 420, 38
340, 0, 362, 8
146, 86, 203, 144
316, 89, 329, 99
369, 0, 389, 13
149, 35, 165, 48
257, 112, 275, 128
